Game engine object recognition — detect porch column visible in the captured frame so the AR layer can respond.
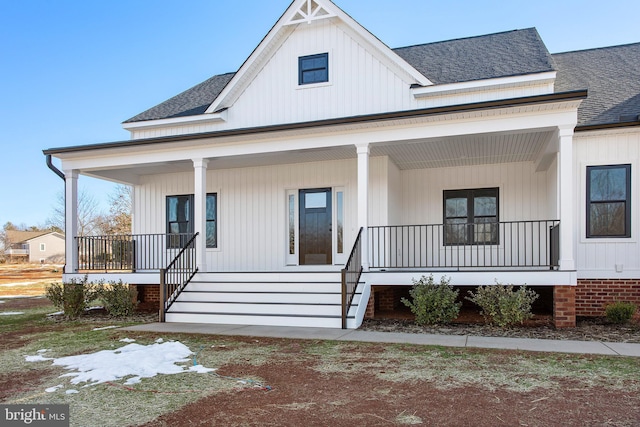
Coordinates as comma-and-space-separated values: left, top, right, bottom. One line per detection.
557, 126, 575, 271
193, 159, 209, 272
356, 143, 370, 270
64, 169, 78, 274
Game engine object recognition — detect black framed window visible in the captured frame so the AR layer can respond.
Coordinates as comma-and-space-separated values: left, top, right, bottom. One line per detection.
586, 164, 631, 238
167, 193, 218, 248
444, 188, 498, 245
299, 53, 328, 85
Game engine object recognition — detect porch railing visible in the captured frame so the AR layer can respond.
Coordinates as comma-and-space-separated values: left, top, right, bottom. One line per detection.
369, 220, 560, 270
77, 233, 194, 271
341, 227, 363, 329
159, 232, 199, 322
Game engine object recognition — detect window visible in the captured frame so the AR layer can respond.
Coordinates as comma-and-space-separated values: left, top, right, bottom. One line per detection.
39, 243, 46, 252
166, 193, 218, 248
299, 53, 328, 85
586, 164, 631, 238
444, 188, 498, 245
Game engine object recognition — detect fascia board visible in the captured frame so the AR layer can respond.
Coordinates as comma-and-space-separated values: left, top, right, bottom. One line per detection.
412, 72, 557, 98
122, 110, 227, 132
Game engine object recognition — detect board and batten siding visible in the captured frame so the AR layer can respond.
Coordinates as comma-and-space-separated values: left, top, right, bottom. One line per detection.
399, 161, 554, 225
574, 128, 640, 278
133, 158, 396, 271
128, 18, 554, 141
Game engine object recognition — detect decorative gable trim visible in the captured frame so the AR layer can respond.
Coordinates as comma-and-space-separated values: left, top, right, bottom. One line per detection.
286, 0, 336, 25
204, 0, 431, 115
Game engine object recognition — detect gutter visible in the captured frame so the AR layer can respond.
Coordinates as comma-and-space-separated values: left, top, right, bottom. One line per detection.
43, 90, 588, 156
46, 154, 65, 180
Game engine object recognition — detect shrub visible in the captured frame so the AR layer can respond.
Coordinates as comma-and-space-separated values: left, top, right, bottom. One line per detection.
466, 283, 539, 327
99, 280, 138, 317
605, 301, 637, 324
401, 275, 461, 325
45, 275, 100, 319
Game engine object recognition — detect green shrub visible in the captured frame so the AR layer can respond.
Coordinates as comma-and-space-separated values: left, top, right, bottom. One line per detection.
466, 283, 539, 327
45, 275, 99, 319
401, 275, 461, 325
99, 280, 138, 317
605, 301, 637, 324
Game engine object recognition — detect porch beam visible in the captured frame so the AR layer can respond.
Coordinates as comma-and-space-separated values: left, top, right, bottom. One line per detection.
356, 143, 370, 271
193, 158, 209, 272
557, 126, 575, 271
64, 169, 79, 274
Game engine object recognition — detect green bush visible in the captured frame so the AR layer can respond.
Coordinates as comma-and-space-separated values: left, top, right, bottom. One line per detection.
605, 301, 637, 324
401, 275, 461, 325
466, 283, 539, 327
99, 280, 138, 317
45, 275, 99, 319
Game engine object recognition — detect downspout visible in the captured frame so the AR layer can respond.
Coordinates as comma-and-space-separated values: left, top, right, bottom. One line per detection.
45, 154, 67, 271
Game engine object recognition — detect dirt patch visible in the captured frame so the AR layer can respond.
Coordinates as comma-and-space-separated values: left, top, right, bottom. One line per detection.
141, 358, 640, 426
0, 368, 58, 401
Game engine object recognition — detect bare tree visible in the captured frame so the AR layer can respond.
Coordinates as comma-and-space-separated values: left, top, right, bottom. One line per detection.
47, 188, 104, 236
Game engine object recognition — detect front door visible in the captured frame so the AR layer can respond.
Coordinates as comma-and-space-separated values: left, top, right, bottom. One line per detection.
299, 188, 332, 265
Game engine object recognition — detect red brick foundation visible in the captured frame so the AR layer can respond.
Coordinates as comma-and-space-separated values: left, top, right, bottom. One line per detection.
576, 279, 640, 319
553, 286, 576, 328
136, 285, 160, 303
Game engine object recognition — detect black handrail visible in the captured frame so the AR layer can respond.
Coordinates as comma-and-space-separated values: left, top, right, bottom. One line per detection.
369, 220, 560, 270
159, 233, 199, 322
341, 227, 363, 329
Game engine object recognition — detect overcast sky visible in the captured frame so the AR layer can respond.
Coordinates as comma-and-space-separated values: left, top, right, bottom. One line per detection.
1, 0, 638, 229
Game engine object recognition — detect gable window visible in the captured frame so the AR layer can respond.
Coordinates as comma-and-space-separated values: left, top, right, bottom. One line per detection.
299, 53, 328, 85
167, 193, 218, 248
586, 164, 631, 238
40, 243, 46, 252
444, 188, 499, 245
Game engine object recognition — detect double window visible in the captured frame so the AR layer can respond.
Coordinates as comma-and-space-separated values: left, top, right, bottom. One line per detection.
586, 164, 631, 238
166, 193, 217, 248
444, 188, 499, 245
299, 53, 328, 85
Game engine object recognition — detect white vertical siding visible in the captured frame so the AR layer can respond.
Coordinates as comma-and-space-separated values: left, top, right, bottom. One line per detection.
134, 159, 359, 271
574, 129, 640, 278
399, 162, 551, 225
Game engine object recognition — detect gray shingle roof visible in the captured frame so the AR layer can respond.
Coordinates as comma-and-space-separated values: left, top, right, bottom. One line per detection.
124, 72, 235, 123
553, 43, 640, 127
394, 28, 555, 84
124, 28, 639, 130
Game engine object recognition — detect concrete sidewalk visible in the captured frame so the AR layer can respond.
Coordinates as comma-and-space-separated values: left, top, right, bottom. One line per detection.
121, 322, 640, 357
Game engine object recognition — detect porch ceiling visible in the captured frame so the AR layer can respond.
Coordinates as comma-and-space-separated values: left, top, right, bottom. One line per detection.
84, 129, 554, 182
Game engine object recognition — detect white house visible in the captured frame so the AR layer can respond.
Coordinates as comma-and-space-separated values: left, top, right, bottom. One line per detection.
4, 231, 65, 264
44, 0, 640, 328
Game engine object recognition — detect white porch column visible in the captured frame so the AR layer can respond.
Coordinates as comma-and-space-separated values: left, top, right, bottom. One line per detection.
193, 158, 209, 272
557, 126, 575, 271
356, 143, 370, 270
64, 170, 78, 274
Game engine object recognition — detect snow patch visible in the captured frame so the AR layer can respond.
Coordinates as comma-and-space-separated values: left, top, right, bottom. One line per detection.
92, 325, 117, 331
46, 384, 64, 393
1, 311, 24, 316
119, 338, 136, 343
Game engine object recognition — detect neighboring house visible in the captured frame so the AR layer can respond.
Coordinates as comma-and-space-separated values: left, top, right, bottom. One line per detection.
44, 0, 640, 328
4, 231, 65, 264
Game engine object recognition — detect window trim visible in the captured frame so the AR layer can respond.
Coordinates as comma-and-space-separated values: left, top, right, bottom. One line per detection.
586, 164, 631, 238
443, 187, 499, 246
298, 53, 329, 86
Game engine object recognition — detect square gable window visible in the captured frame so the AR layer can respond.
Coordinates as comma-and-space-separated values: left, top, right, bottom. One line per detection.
299, 53, 328, 85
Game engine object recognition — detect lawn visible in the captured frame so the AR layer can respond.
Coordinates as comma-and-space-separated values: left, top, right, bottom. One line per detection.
1, 294, 640, 426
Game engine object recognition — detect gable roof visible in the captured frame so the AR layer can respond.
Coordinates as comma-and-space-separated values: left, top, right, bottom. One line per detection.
6, 230, 52, 244
394, 28, 555, 85
553, 42, 640, 128
124, 28, 555, 124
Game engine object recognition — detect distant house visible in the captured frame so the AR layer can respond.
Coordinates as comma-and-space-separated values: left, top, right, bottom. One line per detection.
4, 231, 65, 264
44, 0, 640, 328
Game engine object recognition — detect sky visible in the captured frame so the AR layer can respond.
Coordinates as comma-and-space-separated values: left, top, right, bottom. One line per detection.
1, 0, 639, 229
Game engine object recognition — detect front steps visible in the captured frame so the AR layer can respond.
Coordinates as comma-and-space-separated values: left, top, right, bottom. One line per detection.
164, 271, 366, 329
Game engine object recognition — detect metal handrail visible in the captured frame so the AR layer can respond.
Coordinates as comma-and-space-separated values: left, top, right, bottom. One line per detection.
369, 220, 560, 270
159, 233, 199, 322
341, 227, 363, 329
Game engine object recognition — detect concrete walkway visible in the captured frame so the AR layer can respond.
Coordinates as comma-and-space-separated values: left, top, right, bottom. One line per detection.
121, 322, 640, 357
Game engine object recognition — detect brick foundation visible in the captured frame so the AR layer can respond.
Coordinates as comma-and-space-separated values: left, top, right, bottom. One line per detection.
576, 279, 640, 319
136, 285, 160, 303
553, 286, 576, 328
